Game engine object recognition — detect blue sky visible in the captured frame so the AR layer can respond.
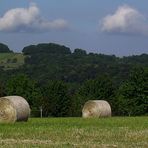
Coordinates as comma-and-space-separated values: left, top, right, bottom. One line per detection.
0, 0, 148, 56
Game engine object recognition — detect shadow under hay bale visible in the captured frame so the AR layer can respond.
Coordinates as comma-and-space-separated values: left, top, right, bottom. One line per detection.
0, 96, 30, 123
82, 100, 111, 118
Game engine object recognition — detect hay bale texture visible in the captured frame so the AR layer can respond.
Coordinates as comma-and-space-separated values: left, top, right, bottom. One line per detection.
82, 100, 111, 118
0, 96, 30, 123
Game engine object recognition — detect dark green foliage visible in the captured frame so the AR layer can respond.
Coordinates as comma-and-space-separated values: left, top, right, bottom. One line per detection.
78, 75, 115, 100
22, 43, 71, 55
22, 45, 37, 55
6, 74, 43, 109
42, 81, 72, 117
0, 83, 6, 97
73, 48, 87, 55
0, 42, 148, 116
116, 67, 148, 116
21, 43, 148, 88
0, 43, 12, 53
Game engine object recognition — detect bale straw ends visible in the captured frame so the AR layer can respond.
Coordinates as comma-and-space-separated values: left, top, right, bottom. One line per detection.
0, 96, 30, 123
82, 100, 111, 118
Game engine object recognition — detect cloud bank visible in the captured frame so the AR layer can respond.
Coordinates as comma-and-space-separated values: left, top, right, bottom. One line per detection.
101, 5, 148, 36
0, 3, 69, 32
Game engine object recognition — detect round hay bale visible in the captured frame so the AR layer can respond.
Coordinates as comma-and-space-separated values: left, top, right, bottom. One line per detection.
82, 100, 111, 118
0, 96, 30, 123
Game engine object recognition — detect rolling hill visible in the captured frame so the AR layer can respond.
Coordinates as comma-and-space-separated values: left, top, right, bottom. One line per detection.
0, 53, 25, 70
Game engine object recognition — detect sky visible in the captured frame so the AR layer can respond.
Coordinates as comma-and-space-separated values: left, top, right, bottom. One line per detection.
0, 0, 148, 56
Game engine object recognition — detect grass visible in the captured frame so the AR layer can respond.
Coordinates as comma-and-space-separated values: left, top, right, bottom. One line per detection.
0, 117, 147, 147
0, 53, 25, 70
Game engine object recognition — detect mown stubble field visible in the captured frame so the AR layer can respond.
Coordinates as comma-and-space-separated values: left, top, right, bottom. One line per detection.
0, 117, 147, 148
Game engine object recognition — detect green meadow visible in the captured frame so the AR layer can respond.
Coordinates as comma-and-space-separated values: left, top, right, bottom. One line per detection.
0, 117, 147, 148
0, 53, 25, 70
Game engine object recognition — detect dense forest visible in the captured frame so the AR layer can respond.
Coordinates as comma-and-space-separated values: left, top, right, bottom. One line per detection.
0, 43, 147, 117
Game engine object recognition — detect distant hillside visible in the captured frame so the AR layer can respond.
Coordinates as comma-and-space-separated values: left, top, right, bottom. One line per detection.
20, 43, 148, 85
0, 43, 13, 53
0, 53, 25, 70
0, 42, 147, 86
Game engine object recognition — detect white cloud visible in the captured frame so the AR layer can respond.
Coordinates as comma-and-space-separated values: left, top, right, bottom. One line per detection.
0, 3, 69, 32
101, 5, 148, 36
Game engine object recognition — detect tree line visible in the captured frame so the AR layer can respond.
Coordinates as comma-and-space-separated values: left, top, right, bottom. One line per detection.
0, 43, 147, 116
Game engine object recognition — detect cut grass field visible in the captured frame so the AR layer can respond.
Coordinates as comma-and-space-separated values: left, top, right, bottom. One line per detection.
0, 117, 147, 148
0, 53, 25, 70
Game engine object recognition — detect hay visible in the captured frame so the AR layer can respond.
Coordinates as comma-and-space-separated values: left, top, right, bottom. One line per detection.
82, 100, 111, 118
0, 96, 30, 123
